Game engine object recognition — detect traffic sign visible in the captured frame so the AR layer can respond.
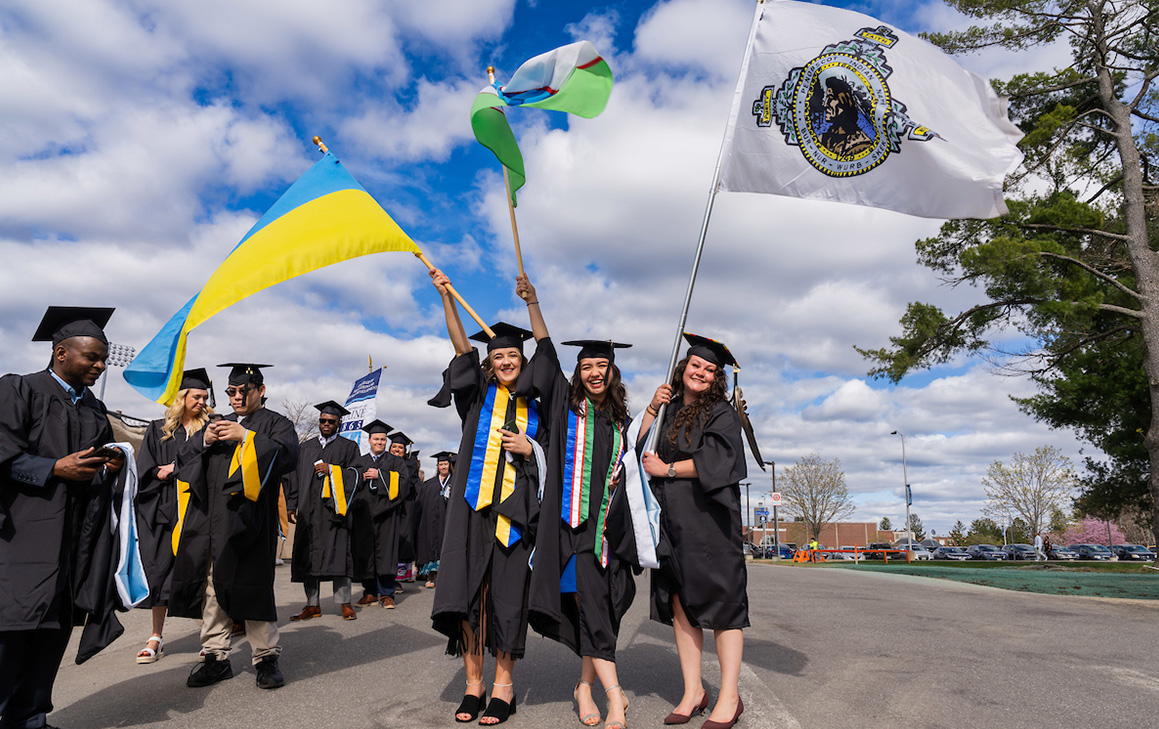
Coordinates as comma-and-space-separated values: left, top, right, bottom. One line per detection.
754, 507, 770, 517
758, 514, 768, 524
770, 492, 782, 505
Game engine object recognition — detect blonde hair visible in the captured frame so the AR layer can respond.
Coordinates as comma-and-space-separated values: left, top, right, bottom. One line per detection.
161, 388, 212, 441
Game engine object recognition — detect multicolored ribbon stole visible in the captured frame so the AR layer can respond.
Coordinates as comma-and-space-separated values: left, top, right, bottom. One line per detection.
594, 423, 625, 567
171, 479, 191, 556
322, 464, 350, 516
228, 430, 262, 501
464, 383, 539, 546
561, 400, 596, 526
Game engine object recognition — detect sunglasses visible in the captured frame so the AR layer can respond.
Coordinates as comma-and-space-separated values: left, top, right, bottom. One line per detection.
319, 417, 340, 425
224, 386, 253, 397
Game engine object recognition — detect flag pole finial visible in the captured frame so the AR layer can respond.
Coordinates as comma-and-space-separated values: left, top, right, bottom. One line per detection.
487, 66, 495, 84
312, 136, 329, 154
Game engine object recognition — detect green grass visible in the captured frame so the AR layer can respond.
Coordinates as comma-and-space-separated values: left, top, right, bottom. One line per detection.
752, 559, 1159, 599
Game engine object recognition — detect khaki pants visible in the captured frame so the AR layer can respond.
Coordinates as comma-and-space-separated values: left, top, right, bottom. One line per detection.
201, 563, 281, 666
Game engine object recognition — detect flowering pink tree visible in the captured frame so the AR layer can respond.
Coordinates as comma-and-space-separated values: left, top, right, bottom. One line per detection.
1054, 517, 1127, 546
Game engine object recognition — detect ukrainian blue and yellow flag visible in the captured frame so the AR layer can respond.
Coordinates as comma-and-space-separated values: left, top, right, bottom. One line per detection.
124, 151, 421, 405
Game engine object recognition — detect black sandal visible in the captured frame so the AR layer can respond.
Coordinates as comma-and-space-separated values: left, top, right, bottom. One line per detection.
479, 695, 517, 725
456, 688, 487, 722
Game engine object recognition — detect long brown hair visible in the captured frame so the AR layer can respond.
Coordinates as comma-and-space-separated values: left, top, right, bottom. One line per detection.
480, 350, 528, 385
161, 389, 212, 441
666, 355, 728, 447
569, 360, 629, 426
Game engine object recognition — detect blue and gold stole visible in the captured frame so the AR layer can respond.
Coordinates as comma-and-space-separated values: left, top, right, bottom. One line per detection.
463, 382, 540, 546
228, 430, 263, 501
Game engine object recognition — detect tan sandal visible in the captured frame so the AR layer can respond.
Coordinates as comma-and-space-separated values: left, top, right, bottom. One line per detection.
605, 684, 629, 729
573, 680, 600, 726
136, 635, 164, 664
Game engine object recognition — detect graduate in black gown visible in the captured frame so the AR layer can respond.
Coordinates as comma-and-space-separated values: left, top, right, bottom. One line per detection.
0, 306, 129, 729
521, 274, 634, 729
169, 363, 298, 690
638, 334, 749, 729
133, 368, 213, 665
350, 419, 408, 609
427, 269, 551, 726
414, 451, 454, 588
287, 400, 362, 621
389, 431, 419, 586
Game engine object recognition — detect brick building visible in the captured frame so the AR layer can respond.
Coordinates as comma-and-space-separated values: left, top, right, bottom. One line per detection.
744, 521, 893, 547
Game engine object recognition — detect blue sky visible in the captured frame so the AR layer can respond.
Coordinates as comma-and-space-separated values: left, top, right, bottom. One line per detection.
0, 0, 1084, 534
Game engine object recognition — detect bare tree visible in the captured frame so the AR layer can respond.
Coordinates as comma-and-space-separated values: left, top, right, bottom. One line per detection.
281, 398, 319, 443
780, 454, 855, 541
983, 446, 1077, 536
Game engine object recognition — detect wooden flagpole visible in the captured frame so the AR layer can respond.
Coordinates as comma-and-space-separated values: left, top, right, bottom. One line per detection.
309, 136, 495, 340
488, 66, 529, 299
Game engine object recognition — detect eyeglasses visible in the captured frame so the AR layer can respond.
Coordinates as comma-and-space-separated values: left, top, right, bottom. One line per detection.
318, 417, 340, 425
224, 386, 252, 397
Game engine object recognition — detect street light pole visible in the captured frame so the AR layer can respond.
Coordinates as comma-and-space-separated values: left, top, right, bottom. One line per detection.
891, 430, 911, 556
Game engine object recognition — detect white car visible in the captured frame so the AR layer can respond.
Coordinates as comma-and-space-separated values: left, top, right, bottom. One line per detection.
905, 545, 933, 561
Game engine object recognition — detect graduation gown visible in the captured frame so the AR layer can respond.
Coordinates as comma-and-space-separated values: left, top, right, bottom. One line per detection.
527, 342, 636, 661
134, 419, 192, 607
288, 435, 362, 581
349, 451, 408, 582
0, 370, 130, 661
397, 456, 420, 564
167, 407, 298, 622
428, 343, 550, 658
414, 474, 450, 568
650, 400, 749, 631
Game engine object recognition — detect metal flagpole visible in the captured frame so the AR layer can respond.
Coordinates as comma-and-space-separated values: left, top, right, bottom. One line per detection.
644, 0, 765, 453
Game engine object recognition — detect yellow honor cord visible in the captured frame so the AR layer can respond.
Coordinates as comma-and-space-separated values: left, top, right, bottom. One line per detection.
172, 479, 191, 556
228, 430, 262, 502
328, 464, 348, 516
388, 470, 399, 500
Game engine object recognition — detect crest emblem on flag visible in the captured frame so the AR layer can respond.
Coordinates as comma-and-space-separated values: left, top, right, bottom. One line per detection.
750, 26, 941, 179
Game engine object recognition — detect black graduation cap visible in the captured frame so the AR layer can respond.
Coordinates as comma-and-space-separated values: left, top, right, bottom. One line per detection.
33, 306, 115, 346
388, 431, 414, 447
314, 400, 350, 417
469, 322, 534, 355
361, 419, 392, 435
218, 362, 271, 386
180, 368, 212, 391
430, 450, 457, 463
562, 339, 632, 363
682, 332, 738, 368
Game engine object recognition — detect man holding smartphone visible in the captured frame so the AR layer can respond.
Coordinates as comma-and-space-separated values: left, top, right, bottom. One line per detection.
0, 306, 126, 729
168, 363, 298, 691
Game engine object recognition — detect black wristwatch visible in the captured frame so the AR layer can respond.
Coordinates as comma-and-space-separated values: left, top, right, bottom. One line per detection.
667, 462, 676, 478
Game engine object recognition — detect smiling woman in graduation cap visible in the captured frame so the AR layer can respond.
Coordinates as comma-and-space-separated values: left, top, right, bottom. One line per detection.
427, 268, 554, 726
133, 367, 214, 665
518, 280, 635, 729
638, 333, 749, 729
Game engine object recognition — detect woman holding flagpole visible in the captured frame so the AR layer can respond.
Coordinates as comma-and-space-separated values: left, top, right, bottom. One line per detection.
519, 275, 634, 729
134, 369, 213, 664
638, 335, 748, 729
428, 268, 551, 726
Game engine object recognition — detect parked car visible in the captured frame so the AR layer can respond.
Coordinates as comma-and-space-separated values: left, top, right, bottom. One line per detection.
933, 546, 971, 561
1003, 543, 1038, 561
903, 545, 933, 561
919, 539, 942, 553
1112, 544, 1157, 561
1048, 545, 1079, 561
863, 542, 895, 560
1070, 543, 1114, 560
966, 544, 1009, 561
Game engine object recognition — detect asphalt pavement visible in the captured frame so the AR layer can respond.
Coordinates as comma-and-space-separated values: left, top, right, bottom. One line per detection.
46, 562, 1159, 728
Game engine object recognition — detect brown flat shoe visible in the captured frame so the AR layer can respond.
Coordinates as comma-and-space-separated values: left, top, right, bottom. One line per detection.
341, 603, 357, 620
230, 622, 246, 636
380, 596, 396, 609
355, 594, 378, 607
290, 606, 322, 621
